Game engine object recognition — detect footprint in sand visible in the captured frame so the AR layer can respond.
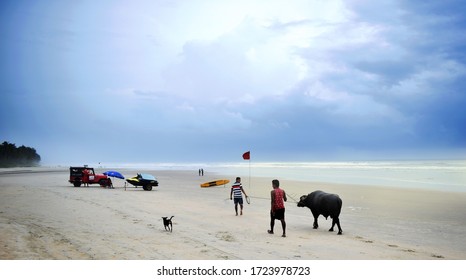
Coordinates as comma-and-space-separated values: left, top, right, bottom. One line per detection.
355, 236, 374, 243
402, 249, 416, 253
215, 231, 235, 242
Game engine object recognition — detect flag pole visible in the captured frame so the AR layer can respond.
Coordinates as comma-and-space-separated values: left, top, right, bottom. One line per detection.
248, 152, 251, 190
242, 150, 251, 190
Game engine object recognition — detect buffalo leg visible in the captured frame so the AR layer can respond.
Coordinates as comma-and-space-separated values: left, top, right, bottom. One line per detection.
336, 218, 342, 235
313, 215, 319, 229
330, 217, 343, 235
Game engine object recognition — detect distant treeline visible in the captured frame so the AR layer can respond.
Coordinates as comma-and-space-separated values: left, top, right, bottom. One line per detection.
0, 141, 41, 167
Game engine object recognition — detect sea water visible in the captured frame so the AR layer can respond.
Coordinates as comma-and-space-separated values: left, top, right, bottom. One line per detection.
212, 160, 466, 192
110, 160, 466, 192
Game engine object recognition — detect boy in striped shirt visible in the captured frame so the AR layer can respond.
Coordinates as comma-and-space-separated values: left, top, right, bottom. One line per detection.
230, 177, 248, 216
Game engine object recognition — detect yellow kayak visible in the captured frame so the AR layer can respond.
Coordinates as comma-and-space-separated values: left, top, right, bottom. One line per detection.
200, 179, 230, 188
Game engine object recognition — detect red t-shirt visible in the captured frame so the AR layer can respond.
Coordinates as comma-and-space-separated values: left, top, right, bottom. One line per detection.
272, 188, 285, 210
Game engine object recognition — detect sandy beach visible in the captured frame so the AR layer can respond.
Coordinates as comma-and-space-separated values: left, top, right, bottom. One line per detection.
1, 167, 465, 260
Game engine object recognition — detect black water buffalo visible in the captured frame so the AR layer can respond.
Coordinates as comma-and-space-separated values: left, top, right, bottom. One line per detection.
297, 190, 343, 235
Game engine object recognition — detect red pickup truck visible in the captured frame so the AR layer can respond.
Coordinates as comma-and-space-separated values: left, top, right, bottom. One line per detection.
69, 166, 110, 187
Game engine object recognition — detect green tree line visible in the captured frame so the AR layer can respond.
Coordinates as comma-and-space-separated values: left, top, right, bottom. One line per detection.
0, 141, 41, 167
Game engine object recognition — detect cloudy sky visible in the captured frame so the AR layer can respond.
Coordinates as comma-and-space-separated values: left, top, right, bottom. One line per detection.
1, 0, 465, 165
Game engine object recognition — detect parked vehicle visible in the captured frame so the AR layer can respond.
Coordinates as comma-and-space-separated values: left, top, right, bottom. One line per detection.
126, 173, 159, 191
69, 166, 110, 187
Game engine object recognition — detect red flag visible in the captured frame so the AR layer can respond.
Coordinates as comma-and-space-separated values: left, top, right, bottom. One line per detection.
242, 151, 250, 160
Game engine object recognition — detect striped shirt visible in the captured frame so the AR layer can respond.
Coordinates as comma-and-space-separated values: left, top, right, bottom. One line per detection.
231, 183, 243, 198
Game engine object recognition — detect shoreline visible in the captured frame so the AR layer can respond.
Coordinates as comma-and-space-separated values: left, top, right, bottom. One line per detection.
12, 159, 466, 192
1, 168, 465, 260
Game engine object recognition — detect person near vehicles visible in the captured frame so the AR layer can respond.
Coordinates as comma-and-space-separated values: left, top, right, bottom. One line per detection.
107, 177, 113, 189
230, 177, 248, 216
268, 179, 287, 237
82, 168, 90, 187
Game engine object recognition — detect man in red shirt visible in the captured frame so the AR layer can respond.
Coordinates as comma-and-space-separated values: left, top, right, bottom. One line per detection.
82, 168, 90, 187
268, 179, 287, 237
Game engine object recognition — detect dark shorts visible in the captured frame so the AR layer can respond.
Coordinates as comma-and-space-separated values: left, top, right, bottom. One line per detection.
271, 208, 285, 220
234, 197, 243, 205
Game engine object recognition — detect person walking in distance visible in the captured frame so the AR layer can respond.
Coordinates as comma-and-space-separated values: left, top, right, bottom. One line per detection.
268, 179, 287, 237
230, 177, 248, 216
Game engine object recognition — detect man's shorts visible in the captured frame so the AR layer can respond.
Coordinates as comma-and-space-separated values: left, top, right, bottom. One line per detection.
271, 208, 285, 220
234, 197, 243, 205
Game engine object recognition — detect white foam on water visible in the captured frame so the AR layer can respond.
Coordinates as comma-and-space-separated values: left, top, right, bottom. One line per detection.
101, 160, 466, 192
